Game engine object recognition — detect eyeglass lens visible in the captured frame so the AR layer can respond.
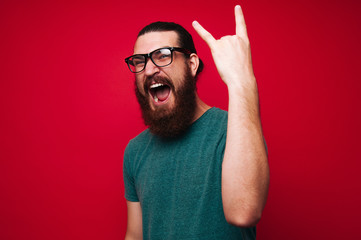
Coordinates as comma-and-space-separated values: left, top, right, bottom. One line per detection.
128, 48, 173, 73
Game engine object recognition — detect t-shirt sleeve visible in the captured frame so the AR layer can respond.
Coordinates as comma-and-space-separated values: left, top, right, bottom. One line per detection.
217, 131, 227, 161
217, 112, 228, 161
123, 143, 139, 202
216, 111, 228, 160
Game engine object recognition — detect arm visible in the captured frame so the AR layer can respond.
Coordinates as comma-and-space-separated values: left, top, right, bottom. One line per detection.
125, 201, 143, 240
193, 5, 269, 227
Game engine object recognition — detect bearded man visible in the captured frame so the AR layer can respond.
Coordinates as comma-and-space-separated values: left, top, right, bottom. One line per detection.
123, 5, 269, 240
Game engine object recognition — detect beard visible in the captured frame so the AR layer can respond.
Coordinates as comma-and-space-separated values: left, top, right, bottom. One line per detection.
135, 66, 197, 138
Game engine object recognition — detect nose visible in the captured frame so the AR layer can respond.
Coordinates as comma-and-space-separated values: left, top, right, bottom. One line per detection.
143, 58, 160, 77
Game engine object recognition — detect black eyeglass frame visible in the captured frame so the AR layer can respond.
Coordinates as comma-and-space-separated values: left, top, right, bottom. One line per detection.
124, 47, 192, 73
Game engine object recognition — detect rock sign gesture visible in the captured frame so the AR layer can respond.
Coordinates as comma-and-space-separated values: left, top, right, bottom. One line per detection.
192, 5, 255, 93
193, 5, 269, 226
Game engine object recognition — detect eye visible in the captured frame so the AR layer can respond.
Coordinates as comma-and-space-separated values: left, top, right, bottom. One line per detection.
132, 56, 145, 66
160, 54, 170, 59
153, 49, 171, 61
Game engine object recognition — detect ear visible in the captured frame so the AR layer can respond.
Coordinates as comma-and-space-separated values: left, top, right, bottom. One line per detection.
188, 53, 199, 77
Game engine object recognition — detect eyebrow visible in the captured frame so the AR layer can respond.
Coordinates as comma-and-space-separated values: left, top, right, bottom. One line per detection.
133, 46, 172, 55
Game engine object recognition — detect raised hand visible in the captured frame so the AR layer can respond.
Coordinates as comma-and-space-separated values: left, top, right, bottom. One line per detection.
192, 5, 255, 90
193, 6, 269, 227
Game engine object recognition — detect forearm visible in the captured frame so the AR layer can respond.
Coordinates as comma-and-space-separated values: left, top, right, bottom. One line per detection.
125, 201, 143, 240
125, 233, 143, 240
222, 78, 269, 227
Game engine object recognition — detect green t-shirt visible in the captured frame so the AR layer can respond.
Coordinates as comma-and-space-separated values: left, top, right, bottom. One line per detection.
123, 107, 256, 239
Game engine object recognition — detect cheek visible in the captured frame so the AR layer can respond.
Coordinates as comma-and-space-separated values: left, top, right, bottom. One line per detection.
173, 66, 190, 89
135, 78, 146, 95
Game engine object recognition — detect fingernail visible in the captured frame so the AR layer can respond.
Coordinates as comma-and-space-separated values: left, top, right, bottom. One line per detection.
236, 5, 241, 9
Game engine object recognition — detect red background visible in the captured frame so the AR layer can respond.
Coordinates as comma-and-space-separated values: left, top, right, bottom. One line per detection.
1, 0, 361, 239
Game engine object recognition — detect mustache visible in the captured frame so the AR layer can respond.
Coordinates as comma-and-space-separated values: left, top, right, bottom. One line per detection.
143, 76, 175, 94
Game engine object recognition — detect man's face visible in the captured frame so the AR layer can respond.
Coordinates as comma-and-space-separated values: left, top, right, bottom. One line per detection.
133, 31, 197, 138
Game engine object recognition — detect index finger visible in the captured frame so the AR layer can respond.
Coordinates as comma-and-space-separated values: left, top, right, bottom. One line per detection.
235, 5, 248, 38
192, 21, 216, 48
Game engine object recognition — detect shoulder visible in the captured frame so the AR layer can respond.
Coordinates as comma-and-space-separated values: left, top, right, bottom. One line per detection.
191, 107, 228, 140
129, 129, 152, 145
209, 107, 228, 120
199, 107, 228, 129
124, 129, 152, 157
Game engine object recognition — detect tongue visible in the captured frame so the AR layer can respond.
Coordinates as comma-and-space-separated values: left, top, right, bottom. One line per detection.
155, 87, 170, 101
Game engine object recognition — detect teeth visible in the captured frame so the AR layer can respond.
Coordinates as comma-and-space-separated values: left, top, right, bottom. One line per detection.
154, 95, 158, 102
150, 83, 164, 89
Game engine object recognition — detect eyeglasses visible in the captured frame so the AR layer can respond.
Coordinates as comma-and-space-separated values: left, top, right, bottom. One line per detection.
125, 47, 192, 73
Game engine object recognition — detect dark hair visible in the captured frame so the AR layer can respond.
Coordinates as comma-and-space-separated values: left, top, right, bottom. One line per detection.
137, 21, 204, 76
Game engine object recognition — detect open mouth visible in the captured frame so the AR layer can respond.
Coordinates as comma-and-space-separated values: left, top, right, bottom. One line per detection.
149, 82, 171, 104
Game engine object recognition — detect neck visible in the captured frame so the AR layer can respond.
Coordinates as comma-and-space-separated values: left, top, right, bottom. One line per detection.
192, 94, 211, 123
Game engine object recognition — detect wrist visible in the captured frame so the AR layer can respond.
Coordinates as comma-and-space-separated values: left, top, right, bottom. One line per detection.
227, 76, 260, 112
226, 75, 257, 95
